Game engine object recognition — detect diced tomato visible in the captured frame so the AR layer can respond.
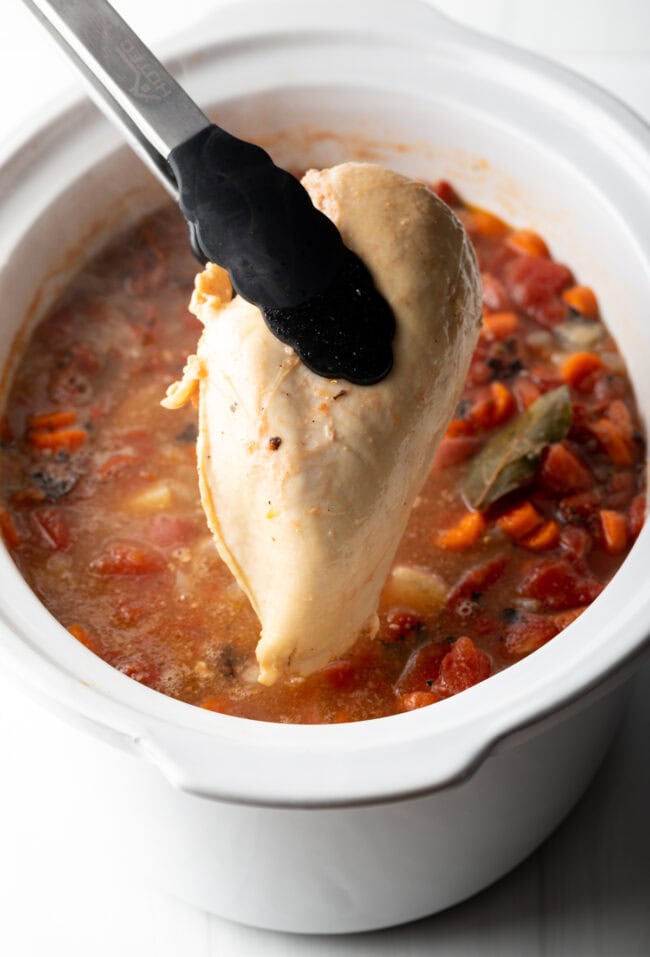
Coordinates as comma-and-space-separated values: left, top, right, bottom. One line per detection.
431, 179, 461, 206
518, 558, 603, 610
90, 541, 166, 575
0, 415, 13, 443
481, 273, 510, 312
114, 654, 159, 685
559, 525, 592, 559
431, 636, 492, 697
514, 376, 542, 409
96, 454, 140, 482
149, 514, 198, 547
32, 506, 70, 549
628, 494, 646, 540
503, 255, 573, 324
384, 609, 423, 643
447, 557, 509, 612
322, 660, 358, 691
559, 491, 602, 525
433, 435, 482, 468
396, 642, 448, 694
540, 443, 592, 494
605, 471, 636, 510
501, 613, 559, 659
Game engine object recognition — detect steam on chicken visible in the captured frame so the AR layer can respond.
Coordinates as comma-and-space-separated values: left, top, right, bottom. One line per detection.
163, 162, 481, 685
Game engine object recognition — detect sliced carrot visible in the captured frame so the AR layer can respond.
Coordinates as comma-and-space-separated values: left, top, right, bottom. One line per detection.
28, 428, 87, 451
462, 208, 509, 237
497, 502, 543, 540
27, 410, 77, 431
398, 691, 440, 712
434, 510, 487, 550
67, 623, 100, 652
469, 382, 516, 431
562, 284, 599, 319
520, 520, 560, 551
482, 310, 518, 341
506, 229, 550, 258
445, 418, 475, 438
0, 505, 21, 547
200, 696, 233, 714
590, 418, 633, 466
491, 382, 517, 424
599, 509, 628, 553
560, 351, 604, 388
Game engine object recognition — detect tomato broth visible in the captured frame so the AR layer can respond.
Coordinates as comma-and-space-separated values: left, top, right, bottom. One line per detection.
0, 182, 645, 723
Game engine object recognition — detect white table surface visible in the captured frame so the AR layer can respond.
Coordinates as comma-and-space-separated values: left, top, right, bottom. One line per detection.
1, 1, 649, 954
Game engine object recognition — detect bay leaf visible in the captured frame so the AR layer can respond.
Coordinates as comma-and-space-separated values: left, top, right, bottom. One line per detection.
463, 385, 572, 509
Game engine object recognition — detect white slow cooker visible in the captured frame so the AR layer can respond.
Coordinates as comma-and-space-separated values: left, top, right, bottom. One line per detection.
0, 0, 649, 934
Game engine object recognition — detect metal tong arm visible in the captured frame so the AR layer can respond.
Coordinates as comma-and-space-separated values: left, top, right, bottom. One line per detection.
22, 0, 211, 198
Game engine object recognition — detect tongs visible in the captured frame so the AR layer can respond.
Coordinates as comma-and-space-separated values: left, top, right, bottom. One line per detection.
22, 0, 395, 385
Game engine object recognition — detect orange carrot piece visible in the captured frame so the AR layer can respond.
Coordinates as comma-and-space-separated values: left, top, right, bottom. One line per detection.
490, 382, 517, 425
469, 382, 516, 431
445, 418, 475, 438
67, 623, 100, 652
398, 691, 440, 712
590, 418, 633, 466
462, 208, 509, 237
520, 520, 560, 552
497, 502, 543, 540
434, 510, 487, 550
560, 351, 604, 388
200, 696, 233, 714
506, 229, 550, 258
0, 505, 21, 547
27, 410, 77, 431
28, 428, 87, 451
599, 509, 628, 553
562, 284, 599, 319
482, 310, 518, 340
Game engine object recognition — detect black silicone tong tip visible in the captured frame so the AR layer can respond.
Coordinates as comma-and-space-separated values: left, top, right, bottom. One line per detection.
169, 125, 395, 386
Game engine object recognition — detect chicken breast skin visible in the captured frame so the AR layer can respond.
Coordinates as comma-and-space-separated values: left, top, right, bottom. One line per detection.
163, 162, 481, 685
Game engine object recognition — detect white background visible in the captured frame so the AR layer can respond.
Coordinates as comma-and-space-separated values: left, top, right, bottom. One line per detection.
1, 1, 649, 954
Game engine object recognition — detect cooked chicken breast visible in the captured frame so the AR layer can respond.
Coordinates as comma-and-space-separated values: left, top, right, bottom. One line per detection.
163, 162, 481, 685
